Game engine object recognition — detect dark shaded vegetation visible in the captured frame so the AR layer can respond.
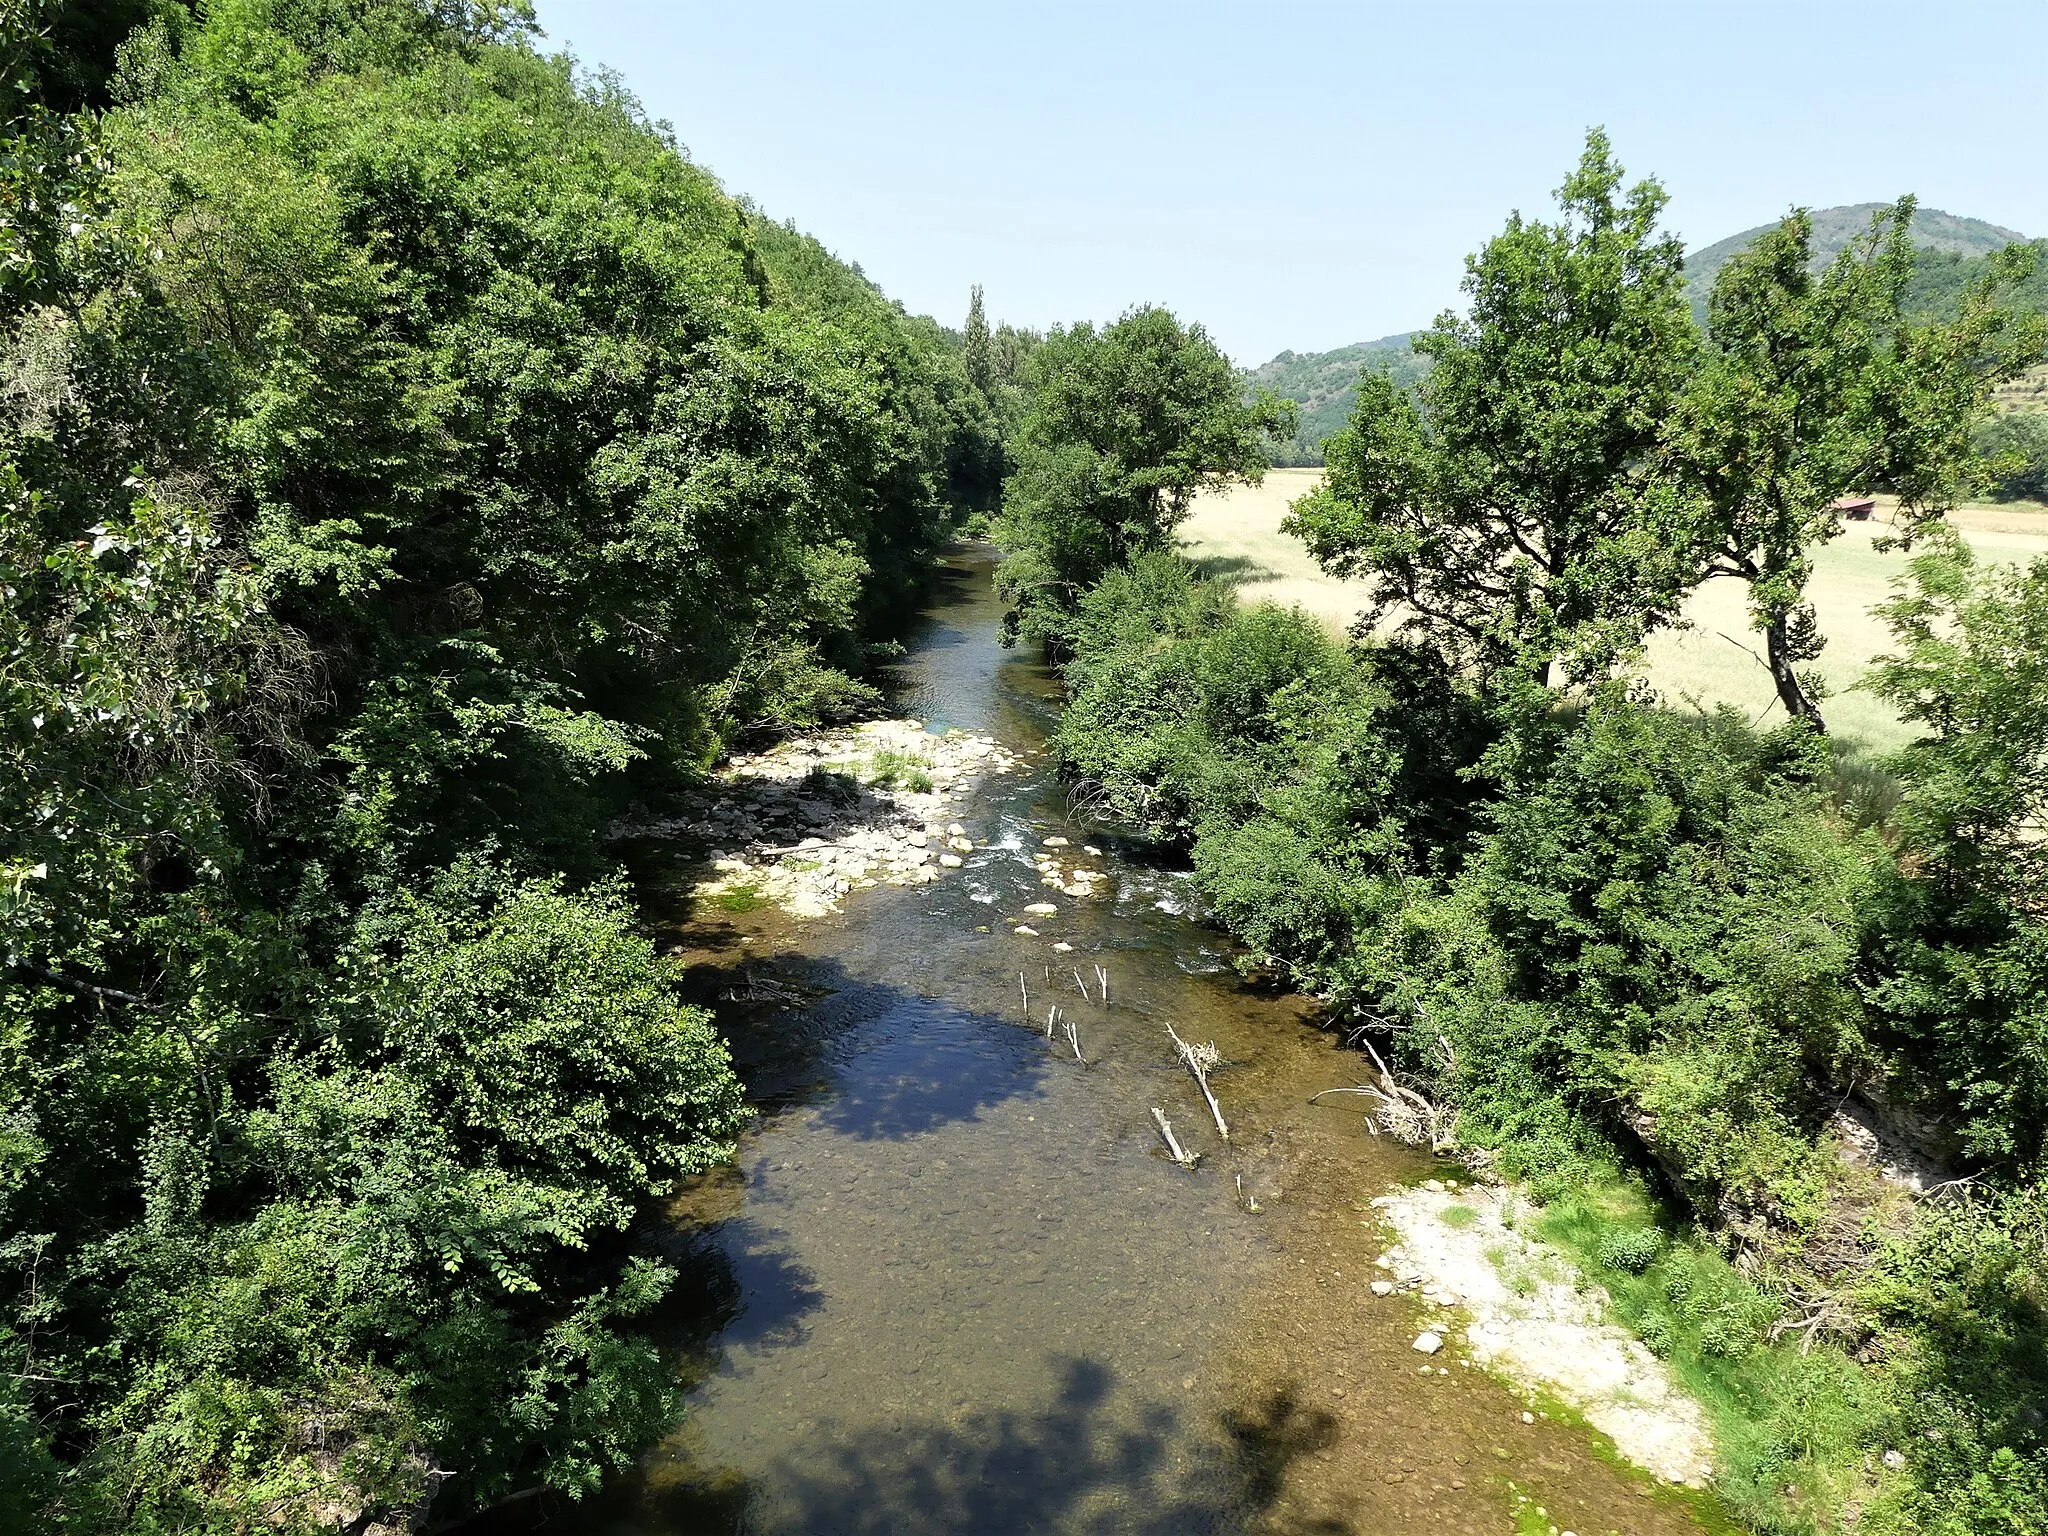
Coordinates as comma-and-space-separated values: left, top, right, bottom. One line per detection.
0, 0, 1003, 1527
1014, 135, 2048, 1535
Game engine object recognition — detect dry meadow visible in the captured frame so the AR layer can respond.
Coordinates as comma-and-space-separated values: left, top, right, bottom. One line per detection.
1178, 470, 2048, 758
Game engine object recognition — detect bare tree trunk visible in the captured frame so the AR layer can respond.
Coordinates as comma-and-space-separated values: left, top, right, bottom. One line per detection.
1764, 606, 1828, 734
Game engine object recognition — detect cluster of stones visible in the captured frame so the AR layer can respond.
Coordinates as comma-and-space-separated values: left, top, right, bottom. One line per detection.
1031, 834, 1110, 900
617, 719, 1020, 919
1009, 836, 1112, 951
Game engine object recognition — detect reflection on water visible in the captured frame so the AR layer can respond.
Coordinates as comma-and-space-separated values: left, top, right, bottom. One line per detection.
481, 547, 1722, 1536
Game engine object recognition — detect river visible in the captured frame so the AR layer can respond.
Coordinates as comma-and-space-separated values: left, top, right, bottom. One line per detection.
499, 547, 1727, 1535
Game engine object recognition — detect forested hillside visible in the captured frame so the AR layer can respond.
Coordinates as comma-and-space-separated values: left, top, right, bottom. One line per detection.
1003, 140, 2048, 1535
0, 0, 996, 1527
1686, 203, 2027, 321
1241, 334, 1423, 466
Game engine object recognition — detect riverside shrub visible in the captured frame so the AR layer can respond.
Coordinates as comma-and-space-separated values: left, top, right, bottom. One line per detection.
0, 1, 978, 1525
1051, 556, 2047, 1532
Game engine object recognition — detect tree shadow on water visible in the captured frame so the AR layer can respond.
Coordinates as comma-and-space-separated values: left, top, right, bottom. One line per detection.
626, 1358, 1350, 1536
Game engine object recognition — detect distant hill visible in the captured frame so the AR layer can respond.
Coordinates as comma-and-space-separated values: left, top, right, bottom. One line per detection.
1684, 203, 2026, 320
1253, 206, 2037, 467
1245, 333, 1427, 467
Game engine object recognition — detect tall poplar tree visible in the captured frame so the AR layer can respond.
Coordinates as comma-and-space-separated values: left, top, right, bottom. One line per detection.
964, 283, 993, 394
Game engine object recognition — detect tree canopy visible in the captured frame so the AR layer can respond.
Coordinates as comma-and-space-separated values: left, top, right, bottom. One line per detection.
1673, 199, 2045, 728
993, 304, 1292, 646
1286, 130, 1700, 690
0, 0, 987, 1525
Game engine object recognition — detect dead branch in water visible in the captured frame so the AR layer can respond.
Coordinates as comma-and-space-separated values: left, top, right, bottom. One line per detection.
1311, 1038, 1458, 1154
1019, 971, 1029, 1018
1072, 967, 1091, 1001
1152, 1107, 1198, 1167
1095, 964, 1109, 1004
721, 967, 808, 1005
1166, 1023, 1229, 1142
1062, 1013, 1084, 1063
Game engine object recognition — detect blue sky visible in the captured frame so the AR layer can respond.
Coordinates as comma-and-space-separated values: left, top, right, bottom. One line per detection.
533, 1, 2048, 366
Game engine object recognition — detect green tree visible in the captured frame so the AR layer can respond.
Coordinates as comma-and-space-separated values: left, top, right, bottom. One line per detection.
1974, 411, 2048, 503
993, 304, 1292, 646
963, 282, 992, 394
1864, 527, 2048, 1161
1286, 130, 1699, 689
1673, 199, 2044, 731
0, 0, 980, 1524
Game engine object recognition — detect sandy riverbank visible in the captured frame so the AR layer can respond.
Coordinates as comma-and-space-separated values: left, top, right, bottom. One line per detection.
1369, 1179, 1716, 1488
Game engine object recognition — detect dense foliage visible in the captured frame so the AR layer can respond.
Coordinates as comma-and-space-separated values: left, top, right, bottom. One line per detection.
0, 0, 988, 1526
992, 304, 1292, 648
1288, 132, 1700, 692
1036, 138, 2048, 1535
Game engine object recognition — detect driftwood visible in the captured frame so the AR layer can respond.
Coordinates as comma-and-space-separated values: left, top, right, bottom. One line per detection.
1152, 1107, 1198, 1167
1094, 964, 1109, 1004
1312, 1037, 1458, 1154
1062, 1014, 1084, 1063
721, 966, 808, 1005
1166, 1023, 1229, 1142
1019, 971, 1029, 1018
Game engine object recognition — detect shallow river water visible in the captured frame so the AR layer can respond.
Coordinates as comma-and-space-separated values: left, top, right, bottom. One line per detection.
500, 549, 1729, 1536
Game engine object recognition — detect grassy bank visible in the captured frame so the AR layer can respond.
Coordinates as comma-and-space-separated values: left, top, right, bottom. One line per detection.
1042, 551, 2048, 1534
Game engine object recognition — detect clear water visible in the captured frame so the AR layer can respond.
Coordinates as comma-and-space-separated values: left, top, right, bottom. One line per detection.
492, 551, 1726, 1536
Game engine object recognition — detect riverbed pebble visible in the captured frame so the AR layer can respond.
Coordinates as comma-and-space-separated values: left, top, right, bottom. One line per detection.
1014, 926, 1039, 936
1413, 1331, 1443, 1354
1024, 902, 1058, 915
1371, 1280, 1395, 1296
614, 719, 1022, 918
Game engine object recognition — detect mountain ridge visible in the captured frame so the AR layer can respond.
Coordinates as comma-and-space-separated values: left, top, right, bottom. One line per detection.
1254, 204, 2034, 464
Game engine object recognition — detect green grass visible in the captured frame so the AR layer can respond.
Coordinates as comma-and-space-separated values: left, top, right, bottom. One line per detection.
1442, 1202, 1479, 1229
864, 749, 934, 793
1530, 1176, 1880, 1533
714, 883, 765, 913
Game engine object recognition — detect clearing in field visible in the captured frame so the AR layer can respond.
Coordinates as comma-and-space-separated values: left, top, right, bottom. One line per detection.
1179, 470, 2048, 758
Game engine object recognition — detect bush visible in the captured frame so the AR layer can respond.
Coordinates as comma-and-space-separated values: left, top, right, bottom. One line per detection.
1973, 412, 2048, 503
1598, 1226, 1665, 1273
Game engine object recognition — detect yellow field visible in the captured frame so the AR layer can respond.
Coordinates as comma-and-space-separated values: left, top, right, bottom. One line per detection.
1178, 470, 2048, 758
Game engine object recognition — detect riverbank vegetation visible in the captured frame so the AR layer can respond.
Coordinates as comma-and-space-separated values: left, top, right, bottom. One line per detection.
0, 0, 1006, 1527
1006, 133, 2048, 1534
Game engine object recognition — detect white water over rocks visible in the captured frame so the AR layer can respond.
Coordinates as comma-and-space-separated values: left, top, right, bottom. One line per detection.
615, 719, 1022, 918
